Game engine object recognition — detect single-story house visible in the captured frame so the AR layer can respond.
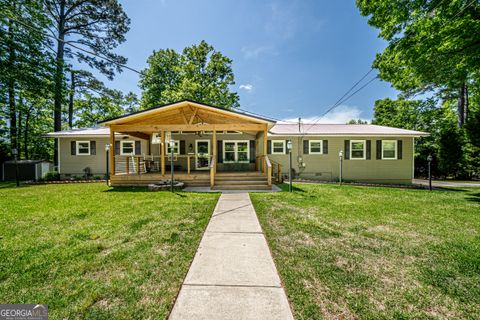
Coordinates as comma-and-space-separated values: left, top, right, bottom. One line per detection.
46, 100, 428, 190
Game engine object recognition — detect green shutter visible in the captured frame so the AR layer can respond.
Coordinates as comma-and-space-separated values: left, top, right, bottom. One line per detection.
115, 141, 120, 155
267, 140, 271, 154
250, 140, 256, 163
376, 140, 382, 160
344, 140, 350, 160
90, 141, 96, 155
366, 140, 371, 160
397, 140, 403, 159
323, 140, 328, 154
135, 141, 141, 155
303, 140, 309, 154
71, 141, 76, 155
217, 140, 223, 163
180, 140, 186, 155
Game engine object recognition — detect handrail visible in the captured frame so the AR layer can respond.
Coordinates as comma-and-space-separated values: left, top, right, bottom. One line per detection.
265, 155, 272, 186
210, 155, 216, 187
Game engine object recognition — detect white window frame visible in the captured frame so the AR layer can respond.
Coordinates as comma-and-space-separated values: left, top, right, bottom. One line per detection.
120, 140, 135, 155
309, 140, 323, 154
165, 140, 180, 155
381, 140, 397, 160
271, 140, 286, 154
76, 141, 91, 156
350, 140, 366, 160
223, 140, 250, 163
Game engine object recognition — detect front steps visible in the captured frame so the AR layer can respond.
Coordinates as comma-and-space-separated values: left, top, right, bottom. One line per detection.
212, 172, 271, 190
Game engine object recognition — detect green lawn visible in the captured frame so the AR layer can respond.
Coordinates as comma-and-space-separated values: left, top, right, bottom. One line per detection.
251, 184, 480, 319
0, 183, 219, 319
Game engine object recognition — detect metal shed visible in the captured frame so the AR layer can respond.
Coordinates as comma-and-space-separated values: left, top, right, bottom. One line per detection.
2, 160, 52, 181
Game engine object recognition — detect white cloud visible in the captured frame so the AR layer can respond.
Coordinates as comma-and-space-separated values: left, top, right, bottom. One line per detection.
241, 45, 278, 59
282, 105, 370, 124
239, 84, 254, 92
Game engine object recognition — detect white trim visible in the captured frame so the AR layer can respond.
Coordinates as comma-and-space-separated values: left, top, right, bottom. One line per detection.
381, 140, 397, 160
223, 140, 250, 163
271, 140, 286, 154
308, 140, 323, 154
350, 140, 366, 160
195, 140, 211, 170
120, 140, 135, 155
76, 141, 91, 156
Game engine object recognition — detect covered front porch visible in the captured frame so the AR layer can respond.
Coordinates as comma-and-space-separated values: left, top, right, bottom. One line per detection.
101, 100, 281, 189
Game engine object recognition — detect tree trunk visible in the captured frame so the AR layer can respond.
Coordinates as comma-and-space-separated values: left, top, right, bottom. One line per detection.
68, 70, 75, 129
24, 106, 32, 159
7, 17, 17, 156
17, 109, 22, 159
465, 84, 469, 122
457, 84, 466, 127
53, 0, 66, 167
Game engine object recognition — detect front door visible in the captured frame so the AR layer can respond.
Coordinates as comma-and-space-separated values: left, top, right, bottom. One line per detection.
195, 140, 210, 170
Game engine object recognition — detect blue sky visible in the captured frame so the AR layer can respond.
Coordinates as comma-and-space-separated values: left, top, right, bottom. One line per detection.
95, 0, 398, 123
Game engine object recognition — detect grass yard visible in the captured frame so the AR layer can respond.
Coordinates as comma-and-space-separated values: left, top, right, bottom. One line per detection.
0, 183, 219, 319
251, 184, 480, 320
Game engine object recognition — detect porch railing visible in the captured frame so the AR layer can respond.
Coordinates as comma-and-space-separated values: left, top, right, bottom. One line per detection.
256, 155, 282, 184
113, 155, 194, 175
265, 155, 272, 186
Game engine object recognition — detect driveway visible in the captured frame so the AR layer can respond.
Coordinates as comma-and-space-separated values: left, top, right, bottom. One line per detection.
414, 179, 480, 188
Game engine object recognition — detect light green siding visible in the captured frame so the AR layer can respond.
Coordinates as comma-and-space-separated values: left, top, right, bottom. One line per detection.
262, 134, 414, 184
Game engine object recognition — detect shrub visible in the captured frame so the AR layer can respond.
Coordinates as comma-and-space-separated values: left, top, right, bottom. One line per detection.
44, 171, 60, 181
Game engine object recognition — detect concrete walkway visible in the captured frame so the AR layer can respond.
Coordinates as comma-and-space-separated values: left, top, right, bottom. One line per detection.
169, 193, 293, 320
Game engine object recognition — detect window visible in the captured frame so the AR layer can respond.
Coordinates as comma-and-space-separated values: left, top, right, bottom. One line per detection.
76, 141, 90, 155
272, 140, 285, 154
121, 141, 135, 155
309, 140, 323, 154
382, 140, 397, 159
223, 140, 250, 163
166, 140, 180, 155
350, 140, 366, 160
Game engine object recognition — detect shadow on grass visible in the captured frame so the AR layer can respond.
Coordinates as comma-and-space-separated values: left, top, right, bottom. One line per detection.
103, 186, 187, 197
465, 192, 480, 203
277, 183, 306, 192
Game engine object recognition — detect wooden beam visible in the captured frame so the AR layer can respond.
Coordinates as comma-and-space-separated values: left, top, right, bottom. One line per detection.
110, 128, 115, 176
161, 130, 165, 175
111, 123, 266, 132
180, 108, 189, 124
188, 107, 198, 124
118, 131, 150, 140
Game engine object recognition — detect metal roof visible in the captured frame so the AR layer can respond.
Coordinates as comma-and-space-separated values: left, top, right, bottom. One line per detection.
269, 124, 428, 136
46, 124, 428, 138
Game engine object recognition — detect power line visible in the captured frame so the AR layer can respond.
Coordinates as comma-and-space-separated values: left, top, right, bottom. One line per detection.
3, 13, 142, 75
299, 0, 477, 135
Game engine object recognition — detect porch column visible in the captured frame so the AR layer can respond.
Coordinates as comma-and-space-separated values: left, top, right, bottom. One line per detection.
212, 129, 217, 174
161, 130, 165, 175
109, 128, 115, 176
263, 125, 268, 174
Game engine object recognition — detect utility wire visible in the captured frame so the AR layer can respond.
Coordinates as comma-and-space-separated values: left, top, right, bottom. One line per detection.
298, 0, 477, 136
3, 13, 142, 75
